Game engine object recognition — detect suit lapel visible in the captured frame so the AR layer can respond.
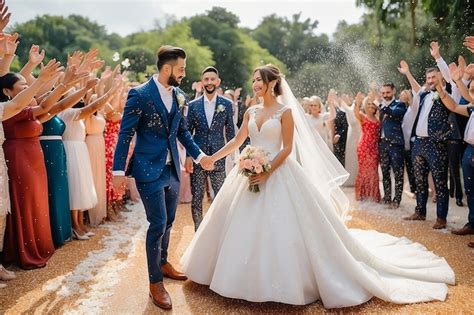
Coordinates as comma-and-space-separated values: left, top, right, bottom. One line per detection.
149, 78, 170, 132
209, 95, 222, 130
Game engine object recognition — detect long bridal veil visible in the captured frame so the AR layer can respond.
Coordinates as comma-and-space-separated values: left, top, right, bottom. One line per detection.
278, 78, 350, 219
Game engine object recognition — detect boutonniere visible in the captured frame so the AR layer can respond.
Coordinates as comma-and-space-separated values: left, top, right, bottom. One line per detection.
177, 93, 187, 108
216, 104, 225, 113
432, 91, 440, 101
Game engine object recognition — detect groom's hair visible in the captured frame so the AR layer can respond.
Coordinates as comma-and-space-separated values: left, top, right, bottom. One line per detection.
201, 66, 219, 77
157, 46, 186, 71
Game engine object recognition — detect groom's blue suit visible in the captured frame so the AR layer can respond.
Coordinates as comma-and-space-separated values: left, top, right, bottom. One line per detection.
113, 77, 202, 283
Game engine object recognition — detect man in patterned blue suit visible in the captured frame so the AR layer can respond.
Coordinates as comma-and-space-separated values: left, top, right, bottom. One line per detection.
398, 60, 452, 230
112, 46, 214, 310
185, 66, 235, 231
378, 83, 407, 208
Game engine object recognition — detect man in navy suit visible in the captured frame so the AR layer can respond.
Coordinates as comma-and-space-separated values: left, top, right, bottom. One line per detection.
378, 83, 407, 208
185, 66, 235, 231
112, 46, 214, 310
399, 61, 452, 230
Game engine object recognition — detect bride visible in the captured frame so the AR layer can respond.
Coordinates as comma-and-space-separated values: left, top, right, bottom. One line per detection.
181, 64, 455, 308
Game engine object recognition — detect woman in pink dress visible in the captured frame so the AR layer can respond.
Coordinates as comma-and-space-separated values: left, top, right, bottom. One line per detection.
354, 93, 381, 202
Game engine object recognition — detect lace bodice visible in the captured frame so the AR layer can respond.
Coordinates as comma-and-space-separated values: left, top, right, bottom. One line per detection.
248, 106, 289, 157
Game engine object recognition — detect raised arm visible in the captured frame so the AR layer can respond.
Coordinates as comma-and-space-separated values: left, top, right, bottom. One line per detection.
354, 92, 366, 123
76, 82, 118, 120
450, 59, 474, 103
19, 44, 46, 86
0, 32, 18, 76
398, 60, 421, 93
430, 41, 452, 83
2, 59, 62, 120
47, 78, 98, 117
435, 72, 470, 117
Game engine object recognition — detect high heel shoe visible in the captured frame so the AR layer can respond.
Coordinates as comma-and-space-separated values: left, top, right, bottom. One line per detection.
0, 265, 16, 281
72, 229, 90, 241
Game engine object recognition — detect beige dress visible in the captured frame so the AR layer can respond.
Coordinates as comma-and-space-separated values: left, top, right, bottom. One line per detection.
0, 103, 10, 250
85, 113, 107, 226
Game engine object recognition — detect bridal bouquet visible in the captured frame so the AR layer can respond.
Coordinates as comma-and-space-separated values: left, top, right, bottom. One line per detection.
238, 145, 272, 193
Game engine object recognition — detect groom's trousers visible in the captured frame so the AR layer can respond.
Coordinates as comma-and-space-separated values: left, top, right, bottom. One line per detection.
190, 164, 226, 231
136, 165, 180, 283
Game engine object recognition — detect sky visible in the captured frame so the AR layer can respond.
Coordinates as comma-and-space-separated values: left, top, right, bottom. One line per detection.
9, 0, 366, 37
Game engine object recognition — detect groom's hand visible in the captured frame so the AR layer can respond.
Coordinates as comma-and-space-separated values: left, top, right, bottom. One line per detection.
112, 175, 127, 195
200, 156, 215, 171
185, 157, 194, 173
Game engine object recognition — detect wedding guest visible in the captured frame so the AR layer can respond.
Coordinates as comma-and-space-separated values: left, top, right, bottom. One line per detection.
185, 66, 235, 231
306, 94, 335, 148
340, 94, 361, 187
400, 89, 416, 198
0, 57, 61, 278
398, 60, 452, 230
434, 67, 474, 241
378, 83, 407, 208
354, 92, 381, 202
60, 80, 118, 240
1, 60, 64, 268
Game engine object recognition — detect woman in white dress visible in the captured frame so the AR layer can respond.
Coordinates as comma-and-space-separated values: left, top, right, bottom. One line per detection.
181, 64, 455, 308
305, 95, 335, 150
340, 96, 361, 187
60, 86, 117, 239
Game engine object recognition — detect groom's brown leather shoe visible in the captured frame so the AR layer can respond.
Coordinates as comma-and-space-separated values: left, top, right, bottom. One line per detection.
403, 213, 426, 221
432, 218, 447, 230
149, 281, 172, 310
451, 224, 474, 235
161, 262, 187, 281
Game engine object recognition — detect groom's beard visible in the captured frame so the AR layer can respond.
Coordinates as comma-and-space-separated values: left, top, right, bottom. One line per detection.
168, 74, 181, 87
204, 85, 216, 94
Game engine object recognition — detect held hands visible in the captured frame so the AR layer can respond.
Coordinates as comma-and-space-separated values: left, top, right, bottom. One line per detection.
200, 155, 215, 171
112, 175, 127, 196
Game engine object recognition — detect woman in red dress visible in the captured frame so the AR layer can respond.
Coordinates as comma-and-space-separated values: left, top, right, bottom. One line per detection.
1, 73, 59, 268
354, 92, 381, 202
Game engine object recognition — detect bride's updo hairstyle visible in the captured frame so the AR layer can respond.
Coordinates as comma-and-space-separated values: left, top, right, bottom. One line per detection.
254, 64, 283, 97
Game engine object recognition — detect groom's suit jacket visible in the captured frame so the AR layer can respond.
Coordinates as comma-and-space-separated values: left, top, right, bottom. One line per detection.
186, 94, 235, 171
113, 78, 201, 183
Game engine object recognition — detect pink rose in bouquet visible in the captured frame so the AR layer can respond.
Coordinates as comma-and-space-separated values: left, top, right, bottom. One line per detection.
238, 145, 272, 192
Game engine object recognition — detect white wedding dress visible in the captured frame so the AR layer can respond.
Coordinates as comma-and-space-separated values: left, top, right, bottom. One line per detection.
181, 98, 454, 309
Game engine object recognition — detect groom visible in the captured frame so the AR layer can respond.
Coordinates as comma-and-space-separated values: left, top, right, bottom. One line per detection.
185, 66, 235, 231
112, 46, 213, 310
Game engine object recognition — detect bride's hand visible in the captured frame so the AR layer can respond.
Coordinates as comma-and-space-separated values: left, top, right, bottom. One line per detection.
249, 172, 270, 185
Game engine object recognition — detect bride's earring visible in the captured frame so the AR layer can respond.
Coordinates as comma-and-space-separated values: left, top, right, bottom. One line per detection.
271, 85, 275, 97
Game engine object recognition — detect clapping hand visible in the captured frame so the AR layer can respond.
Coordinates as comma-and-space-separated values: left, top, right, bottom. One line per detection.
0, 32, 18, 56
0, 0, 11, 33
464, 36, 474, 54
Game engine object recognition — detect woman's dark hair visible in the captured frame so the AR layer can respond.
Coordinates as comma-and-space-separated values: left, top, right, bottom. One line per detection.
73, 100, 85, 109
156, 45, 186, 71
253, 64, 283, 96
0, 73, 21, 102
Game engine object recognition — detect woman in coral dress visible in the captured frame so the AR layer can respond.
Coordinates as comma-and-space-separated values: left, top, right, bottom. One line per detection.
354, 93, 381, 202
